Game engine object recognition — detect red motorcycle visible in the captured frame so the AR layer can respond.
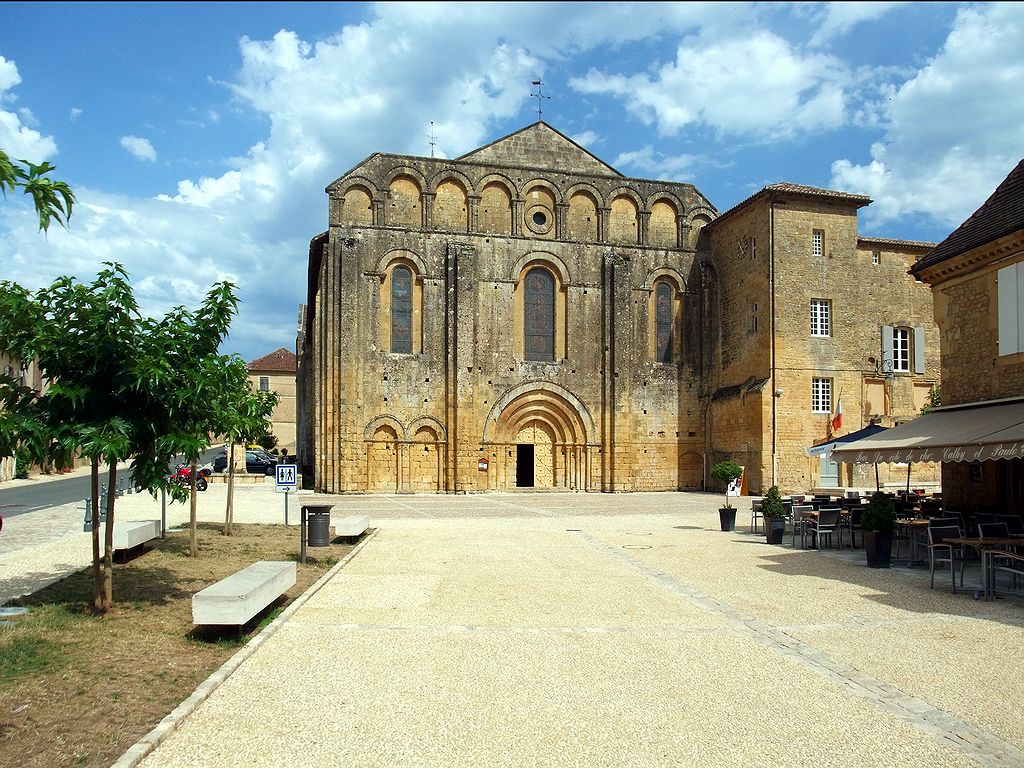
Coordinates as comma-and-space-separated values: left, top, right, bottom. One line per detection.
170, 464, 210, 492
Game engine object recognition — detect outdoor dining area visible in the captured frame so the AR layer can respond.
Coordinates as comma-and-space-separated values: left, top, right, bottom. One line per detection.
749, 489, 1024, 602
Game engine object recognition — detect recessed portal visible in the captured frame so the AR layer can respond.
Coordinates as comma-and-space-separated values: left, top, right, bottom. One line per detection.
516, 444, 535, 487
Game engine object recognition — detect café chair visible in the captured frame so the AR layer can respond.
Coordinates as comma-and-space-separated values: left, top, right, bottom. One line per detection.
927, 525, 967, 592
807, 507, 842, 550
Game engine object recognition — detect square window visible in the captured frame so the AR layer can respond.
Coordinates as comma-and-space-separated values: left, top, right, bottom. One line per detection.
812, 378, 832, 413
810, 299, 831, 337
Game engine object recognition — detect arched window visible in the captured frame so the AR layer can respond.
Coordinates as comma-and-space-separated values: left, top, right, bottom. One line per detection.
391, 265, 413, 354
524, 268, 555, 362
655, 281, 674, 363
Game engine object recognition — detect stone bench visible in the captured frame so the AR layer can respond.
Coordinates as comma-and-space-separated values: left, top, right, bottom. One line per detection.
109, 520, 160, 552
192, 561, 296, 627
332, 515, 369, 539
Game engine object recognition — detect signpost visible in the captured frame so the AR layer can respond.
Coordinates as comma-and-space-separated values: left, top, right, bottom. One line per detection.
276, 464, 297, 525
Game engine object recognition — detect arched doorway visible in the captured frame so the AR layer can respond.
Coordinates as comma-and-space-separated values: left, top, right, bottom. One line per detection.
484, 385, 592, 491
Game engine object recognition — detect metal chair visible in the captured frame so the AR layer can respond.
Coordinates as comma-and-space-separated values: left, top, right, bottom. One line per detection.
750, 499, 763, 534
927, 525, 966, 592
840, 506, 864, 549
996, 515, 1023, 535
790, 505, 814, 547
807, 507, 842, 549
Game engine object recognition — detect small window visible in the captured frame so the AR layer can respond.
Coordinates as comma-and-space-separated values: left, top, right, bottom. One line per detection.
748, 303, 758, 333
872, 251, 880, 265
812, 229, 824, 258
810, 299, 831, 337
750, 236, 756, 261
391, 265, 413, 354
892, 327, 911, 372
259, 376, 269, 392
812, 378, 832, 413
655, 281, 674, 363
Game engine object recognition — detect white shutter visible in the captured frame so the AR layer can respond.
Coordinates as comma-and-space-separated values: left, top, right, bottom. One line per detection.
1018, 264, 1024, 353
881, 325, 893, 371
998, 264, 1019, 355
913, 327, 925, 373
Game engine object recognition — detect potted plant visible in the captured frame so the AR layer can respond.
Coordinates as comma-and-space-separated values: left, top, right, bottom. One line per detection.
762, 485, 787, 544
861, 491, 897, 568
711, 460, 744, 531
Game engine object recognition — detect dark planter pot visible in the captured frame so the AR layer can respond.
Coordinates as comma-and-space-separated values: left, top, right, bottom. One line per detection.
719, 507, 736, 532
765, 516, 786, 544
863, 530, 894, 568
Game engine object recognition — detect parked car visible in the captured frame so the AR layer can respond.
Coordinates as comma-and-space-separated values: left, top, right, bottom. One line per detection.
213, 450, 278, 475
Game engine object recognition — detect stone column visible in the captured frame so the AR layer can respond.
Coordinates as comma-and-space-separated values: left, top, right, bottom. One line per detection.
421, 191, 435, 230
555, 202, 569, 240
512, 199, 525, 237
467, 195, 481, 232
598, 207, 611, 243
638, 211, 650, 246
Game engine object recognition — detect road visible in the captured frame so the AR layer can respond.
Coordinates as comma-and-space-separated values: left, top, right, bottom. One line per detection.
0, 447, 224, 519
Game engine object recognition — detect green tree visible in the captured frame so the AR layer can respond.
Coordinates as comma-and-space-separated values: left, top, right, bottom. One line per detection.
0, 263, 246, 610
0, 149, 75, 232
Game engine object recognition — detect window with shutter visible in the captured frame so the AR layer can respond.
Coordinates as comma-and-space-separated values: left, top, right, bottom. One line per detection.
998, 262, 1024, 356
892, 327, 911, 372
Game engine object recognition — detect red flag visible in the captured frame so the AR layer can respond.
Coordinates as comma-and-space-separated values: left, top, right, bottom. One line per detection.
831, 397, 843, 432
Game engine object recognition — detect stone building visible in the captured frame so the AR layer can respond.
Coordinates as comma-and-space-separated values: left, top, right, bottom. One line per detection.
298, 122, 940, 494
835, 159, 1024, 511
247, 347, 297, 452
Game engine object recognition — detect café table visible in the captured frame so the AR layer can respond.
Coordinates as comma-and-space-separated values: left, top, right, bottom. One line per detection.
943, 536, 1023, 601
895, 518, 931, 567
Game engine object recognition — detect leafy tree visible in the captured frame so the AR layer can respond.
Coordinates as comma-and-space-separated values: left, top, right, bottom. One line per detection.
211, 359, 278, 535
0, 148, 75, 232
711, 459, 744, 509
0, 263, 246, 609
920, 387, 941, 415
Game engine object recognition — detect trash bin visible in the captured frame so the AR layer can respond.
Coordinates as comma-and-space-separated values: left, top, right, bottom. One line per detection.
304, 505, 333, 547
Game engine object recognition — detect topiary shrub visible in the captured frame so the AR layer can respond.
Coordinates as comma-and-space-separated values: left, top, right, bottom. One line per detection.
761, 485, 786, 518
862, 491, 897, 533
711, 460, 744, 509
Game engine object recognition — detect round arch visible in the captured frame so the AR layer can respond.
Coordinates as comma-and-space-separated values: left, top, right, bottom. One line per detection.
482, 381, 595, 445
363, 414, 408, 442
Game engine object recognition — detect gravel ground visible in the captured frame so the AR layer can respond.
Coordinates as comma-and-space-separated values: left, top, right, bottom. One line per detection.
92, 490, 1024, 768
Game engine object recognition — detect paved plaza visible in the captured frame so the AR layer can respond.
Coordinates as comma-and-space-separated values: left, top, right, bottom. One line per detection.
2, 482, 1023, 767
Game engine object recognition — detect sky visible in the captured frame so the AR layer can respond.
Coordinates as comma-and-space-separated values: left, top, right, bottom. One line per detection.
1, 2, 1022, 363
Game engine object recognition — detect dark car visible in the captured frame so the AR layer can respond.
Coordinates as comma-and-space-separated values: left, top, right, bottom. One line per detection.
213, 450, 278, 475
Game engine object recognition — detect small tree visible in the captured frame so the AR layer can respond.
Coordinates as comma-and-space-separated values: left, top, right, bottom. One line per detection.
711, 460, 744, 509
761, 485, 786, 518
862, 491, 897, 533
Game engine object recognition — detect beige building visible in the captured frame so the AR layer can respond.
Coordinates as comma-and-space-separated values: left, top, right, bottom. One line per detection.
836, 159, 1024, 512
247, 348, 297, 452
298, 122, 940, 495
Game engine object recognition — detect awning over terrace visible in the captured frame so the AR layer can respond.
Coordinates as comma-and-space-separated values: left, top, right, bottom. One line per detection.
830, 398, 1024, 465
805, 423, 889, 458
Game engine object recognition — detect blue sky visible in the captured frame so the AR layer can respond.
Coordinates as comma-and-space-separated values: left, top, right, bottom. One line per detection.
1, 2, 1022, 362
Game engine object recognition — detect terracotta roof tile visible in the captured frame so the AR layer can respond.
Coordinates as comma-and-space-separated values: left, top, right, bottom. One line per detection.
912, 159, 1024, 273
247, 347, 296, 372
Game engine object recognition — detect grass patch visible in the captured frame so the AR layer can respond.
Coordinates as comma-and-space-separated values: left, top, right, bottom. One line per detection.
0, 522, 353, 768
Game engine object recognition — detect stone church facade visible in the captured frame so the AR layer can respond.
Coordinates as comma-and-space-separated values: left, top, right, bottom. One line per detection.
298, 123, 939, 494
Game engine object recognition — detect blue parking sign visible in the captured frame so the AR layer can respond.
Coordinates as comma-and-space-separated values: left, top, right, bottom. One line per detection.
276, 464, 297, 487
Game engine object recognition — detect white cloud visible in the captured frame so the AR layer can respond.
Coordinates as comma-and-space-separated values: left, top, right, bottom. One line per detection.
570, 31, 849, 139
807, 2, 904, 47
70, 107, 83, 121
0, 56, 57, 160
119, 135, 158, 162
831, 3, 1024, 231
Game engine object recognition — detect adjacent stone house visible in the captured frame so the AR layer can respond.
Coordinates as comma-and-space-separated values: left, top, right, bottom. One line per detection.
298, 122, 940, 494
247, 348, 297, 452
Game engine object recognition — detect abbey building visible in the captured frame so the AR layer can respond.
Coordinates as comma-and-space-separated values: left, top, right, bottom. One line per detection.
297, 122, 939, 494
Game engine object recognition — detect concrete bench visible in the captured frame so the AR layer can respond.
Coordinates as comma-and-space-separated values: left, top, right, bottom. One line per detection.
192, 561, 296, 627
192, 561, 296, 626
108, 520, 160, 552
333, 515, 369, 539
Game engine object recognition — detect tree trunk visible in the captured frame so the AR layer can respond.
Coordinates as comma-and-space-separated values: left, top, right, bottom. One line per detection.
189, 458, 198, 557
101, 460, 117, 612
224, 442, 235, 536
90, 459, 102, 613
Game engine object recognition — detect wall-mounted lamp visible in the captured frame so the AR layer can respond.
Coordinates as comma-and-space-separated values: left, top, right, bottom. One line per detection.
774, 388, 785, 398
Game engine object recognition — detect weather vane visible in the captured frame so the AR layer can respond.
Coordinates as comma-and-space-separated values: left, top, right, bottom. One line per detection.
428, 121, 437, 158
530, 79, 550, 119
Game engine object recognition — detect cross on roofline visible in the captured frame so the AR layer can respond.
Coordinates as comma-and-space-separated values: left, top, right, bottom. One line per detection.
530, 79, 551, 119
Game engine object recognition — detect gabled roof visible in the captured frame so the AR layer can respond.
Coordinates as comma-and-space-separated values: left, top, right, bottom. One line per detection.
911, 159, 1024, 275
456, 121, 623, 177
248, 348, 296, 373
707, 182, 872, 227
